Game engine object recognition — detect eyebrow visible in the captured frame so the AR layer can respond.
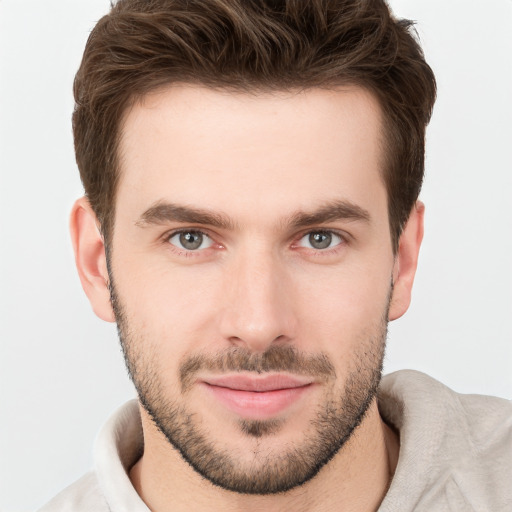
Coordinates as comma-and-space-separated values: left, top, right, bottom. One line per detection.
286, 199, 371, 229
136, 202, 236, 230
136, 199, 371, 230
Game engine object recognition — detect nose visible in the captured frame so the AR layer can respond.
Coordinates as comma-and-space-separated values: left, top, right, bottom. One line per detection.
218, 249, 297, 353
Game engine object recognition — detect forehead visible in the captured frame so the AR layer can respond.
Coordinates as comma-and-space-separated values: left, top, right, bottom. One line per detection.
117, 85, 387, 227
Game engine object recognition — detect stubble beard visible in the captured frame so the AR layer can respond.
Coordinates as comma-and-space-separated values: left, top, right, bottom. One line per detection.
109, 277, 388, 495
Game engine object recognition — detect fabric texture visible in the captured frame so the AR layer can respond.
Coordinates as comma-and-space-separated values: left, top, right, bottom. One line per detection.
38, 370, 512, 511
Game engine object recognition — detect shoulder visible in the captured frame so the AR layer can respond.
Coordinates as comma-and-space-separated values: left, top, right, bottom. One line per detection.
378, 370, 512, 511
37, 399, 147, 511
37, 472, 109, 512
379, 369, 512, 436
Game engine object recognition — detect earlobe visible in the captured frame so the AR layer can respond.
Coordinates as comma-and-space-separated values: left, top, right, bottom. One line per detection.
388, 201, 425, 321
70, 197, 115, 322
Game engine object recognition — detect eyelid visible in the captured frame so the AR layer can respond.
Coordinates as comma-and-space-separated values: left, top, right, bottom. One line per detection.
164, 228, 216, 251
293, 228, 349, 245
162, 227, 211, 240
291, 228, 351, 257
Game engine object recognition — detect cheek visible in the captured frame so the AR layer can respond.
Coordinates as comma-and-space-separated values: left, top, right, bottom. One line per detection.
292, 261, 391, 349
112, 253, 222, 361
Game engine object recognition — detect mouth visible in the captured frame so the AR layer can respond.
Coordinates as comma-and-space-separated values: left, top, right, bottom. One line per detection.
200, 374, 314, 420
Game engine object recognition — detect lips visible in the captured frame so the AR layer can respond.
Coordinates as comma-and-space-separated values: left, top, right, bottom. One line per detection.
200, 374, 313, 420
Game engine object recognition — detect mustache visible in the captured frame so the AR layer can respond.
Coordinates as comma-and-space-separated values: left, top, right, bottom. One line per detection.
179, 345, 336, 392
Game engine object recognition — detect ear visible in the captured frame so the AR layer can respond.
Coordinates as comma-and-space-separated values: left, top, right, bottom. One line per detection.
70, 197, 115, 322
388, 201, 425, 321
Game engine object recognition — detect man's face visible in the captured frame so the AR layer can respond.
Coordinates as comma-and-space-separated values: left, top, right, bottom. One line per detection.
109, 85, 396, 493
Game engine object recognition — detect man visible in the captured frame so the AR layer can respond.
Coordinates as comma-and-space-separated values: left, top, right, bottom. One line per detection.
39, 0, 511, 510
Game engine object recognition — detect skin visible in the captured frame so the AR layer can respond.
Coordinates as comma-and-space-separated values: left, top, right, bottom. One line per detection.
71, 85, 424, 511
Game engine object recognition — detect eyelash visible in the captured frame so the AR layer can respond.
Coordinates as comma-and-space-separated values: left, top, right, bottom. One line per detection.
163, 229, 216, 257
162, 228, 349, 257
293, 229, 348, 254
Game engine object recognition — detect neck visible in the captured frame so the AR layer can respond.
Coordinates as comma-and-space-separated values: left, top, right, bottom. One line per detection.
130, 399, 399, 512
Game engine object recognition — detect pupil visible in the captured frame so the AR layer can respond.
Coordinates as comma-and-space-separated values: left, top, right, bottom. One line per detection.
309, 232, 331, 249
180, 232, 202, 250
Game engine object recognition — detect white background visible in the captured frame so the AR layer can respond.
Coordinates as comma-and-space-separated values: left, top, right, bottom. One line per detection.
0, 1, 511, 510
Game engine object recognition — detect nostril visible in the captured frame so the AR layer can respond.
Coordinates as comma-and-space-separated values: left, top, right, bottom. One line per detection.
226, 332, 289, 353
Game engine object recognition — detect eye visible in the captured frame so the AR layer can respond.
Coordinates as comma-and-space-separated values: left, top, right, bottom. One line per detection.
298, 231, 344, 250
168, 230, 214, 251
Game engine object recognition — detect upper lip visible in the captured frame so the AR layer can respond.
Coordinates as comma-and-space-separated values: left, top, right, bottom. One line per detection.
201, 374, 313, 392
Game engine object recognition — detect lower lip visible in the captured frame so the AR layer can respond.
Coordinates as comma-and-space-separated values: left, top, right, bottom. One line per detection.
203, 383, 312, 420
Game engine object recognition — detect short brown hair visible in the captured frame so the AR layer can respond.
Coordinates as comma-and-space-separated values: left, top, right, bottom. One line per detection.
73, 0, 436, 251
